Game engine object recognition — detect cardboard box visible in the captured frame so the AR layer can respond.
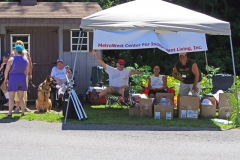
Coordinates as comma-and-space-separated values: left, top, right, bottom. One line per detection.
154, 106, 173, 120
178, 95, 199, 119
218, 93, 231, 108
129, 103, 140, 116
218, 93, 232, 119
129, 107, 140, 116
155, 93, 174, 104
200, 97, 216, 118
132, 94, 141, 103
139, 98, 153, 117
154, 93, 174, 120
200, 105, 216, 118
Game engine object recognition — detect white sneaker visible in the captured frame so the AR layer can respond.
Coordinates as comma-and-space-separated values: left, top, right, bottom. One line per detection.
14, 107, 20, 113
25, 108, 31, 112
3, 102, 9, 106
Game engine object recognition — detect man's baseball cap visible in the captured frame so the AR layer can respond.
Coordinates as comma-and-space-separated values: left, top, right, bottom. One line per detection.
3, 52, 10, 58
13, 44, 24, 52
179, 52, 187, 57
56, 58, 64, 63
117, 59, 125, 64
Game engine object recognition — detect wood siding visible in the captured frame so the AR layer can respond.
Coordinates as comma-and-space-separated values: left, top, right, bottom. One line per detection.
1, 23, 100, 98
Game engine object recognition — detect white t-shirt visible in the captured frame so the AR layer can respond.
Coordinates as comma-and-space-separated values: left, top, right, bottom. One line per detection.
150, 75, 164, 89
51, 66, 67, 83
105, 64, 130, 87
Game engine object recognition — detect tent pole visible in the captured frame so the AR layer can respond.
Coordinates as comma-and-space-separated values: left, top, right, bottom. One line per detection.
204, 51, 208, 67
72, 28, 83, 78
229, 36, 237, 84
204, 51, 209, 76
63, 28, 84, 124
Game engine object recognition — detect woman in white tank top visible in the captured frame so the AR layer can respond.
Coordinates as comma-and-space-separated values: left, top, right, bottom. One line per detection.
147, 65, 167, 98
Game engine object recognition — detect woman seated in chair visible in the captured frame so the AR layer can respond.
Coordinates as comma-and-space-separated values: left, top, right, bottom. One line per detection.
148, 65, 167, 98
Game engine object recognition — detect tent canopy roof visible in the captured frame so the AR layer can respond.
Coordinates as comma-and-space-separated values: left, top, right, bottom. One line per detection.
80, 0, 231, 35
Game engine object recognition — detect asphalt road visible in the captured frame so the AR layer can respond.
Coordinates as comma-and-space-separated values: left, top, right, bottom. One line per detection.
0, 119, 239, 160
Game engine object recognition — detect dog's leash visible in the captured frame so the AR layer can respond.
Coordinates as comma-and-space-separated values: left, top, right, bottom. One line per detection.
28, 80, 36, 88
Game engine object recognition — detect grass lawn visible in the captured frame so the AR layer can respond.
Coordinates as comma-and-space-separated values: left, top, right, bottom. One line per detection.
0, 102, 237, 130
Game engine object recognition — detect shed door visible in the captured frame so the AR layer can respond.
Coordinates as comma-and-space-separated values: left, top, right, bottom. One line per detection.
31, 28, 58, 100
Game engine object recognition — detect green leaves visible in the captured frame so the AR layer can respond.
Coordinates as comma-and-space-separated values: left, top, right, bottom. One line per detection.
205, 65, 220, 79
126, 63, 152, 93
226, 92, 240, 127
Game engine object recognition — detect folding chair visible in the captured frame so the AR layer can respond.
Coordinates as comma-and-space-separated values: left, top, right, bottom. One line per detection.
105, 77, 135, 109
205, 74, 234, 96
201, 74, 234, 111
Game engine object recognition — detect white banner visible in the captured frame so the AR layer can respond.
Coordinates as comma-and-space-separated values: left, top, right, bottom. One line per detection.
93, 29, 208, 54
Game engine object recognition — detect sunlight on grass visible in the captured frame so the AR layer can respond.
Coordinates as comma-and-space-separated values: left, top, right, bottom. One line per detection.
0, 102, 237, 130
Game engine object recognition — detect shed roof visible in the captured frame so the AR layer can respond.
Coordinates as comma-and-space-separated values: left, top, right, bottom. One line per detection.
0, 2, 102, 19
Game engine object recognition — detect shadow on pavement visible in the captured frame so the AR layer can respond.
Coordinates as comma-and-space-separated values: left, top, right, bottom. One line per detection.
0, 113, 20, 123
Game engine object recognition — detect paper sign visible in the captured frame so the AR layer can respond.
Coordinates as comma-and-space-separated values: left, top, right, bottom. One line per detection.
155, 112, 160, 119
181, 110, 187, 118
166, 112, 172, 120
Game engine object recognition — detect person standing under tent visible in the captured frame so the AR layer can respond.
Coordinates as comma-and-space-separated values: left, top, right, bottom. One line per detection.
172, 52, 202, 96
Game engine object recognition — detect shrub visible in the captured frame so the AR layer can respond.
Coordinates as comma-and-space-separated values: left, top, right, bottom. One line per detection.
226, 92, 240, 127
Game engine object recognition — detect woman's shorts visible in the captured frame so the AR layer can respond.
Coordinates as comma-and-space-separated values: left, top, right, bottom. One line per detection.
8, 74, 27, 92
14, 76, 28, 101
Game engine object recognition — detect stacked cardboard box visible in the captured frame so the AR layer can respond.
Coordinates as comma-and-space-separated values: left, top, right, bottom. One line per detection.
218, 93, 232, 119
139, 98, 154, 117
129, 104, 140, 116
153, 93, 174, 120
200, 97, 216, 118
178, 95, 199, 119
129, 94, 141, 117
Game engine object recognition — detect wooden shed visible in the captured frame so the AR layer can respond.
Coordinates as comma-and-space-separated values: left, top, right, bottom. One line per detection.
0, 0, 102, 100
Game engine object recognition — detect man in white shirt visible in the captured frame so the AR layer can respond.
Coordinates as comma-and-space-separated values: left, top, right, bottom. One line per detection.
91, 50, 143, 103
51, 59, 72, 99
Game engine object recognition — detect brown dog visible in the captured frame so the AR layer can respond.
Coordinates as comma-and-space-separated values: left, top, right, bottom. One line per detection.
36, 76, 55, 112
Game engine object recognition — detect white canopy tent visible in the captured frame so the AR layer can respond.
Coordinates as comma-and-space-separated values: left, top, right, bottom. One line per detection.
78, 0, 236, 82
80, 0, 230, 35
75, 0, 236, 84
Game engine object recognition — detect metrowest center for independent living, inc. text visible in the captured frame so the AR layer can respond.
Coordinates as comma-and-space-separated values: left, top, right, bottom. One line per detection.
97, 42, 202, 52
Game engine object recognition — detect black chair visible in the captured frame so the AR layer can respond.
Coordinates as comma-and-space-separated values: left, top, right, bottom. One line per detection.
205, 74, 234, 96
